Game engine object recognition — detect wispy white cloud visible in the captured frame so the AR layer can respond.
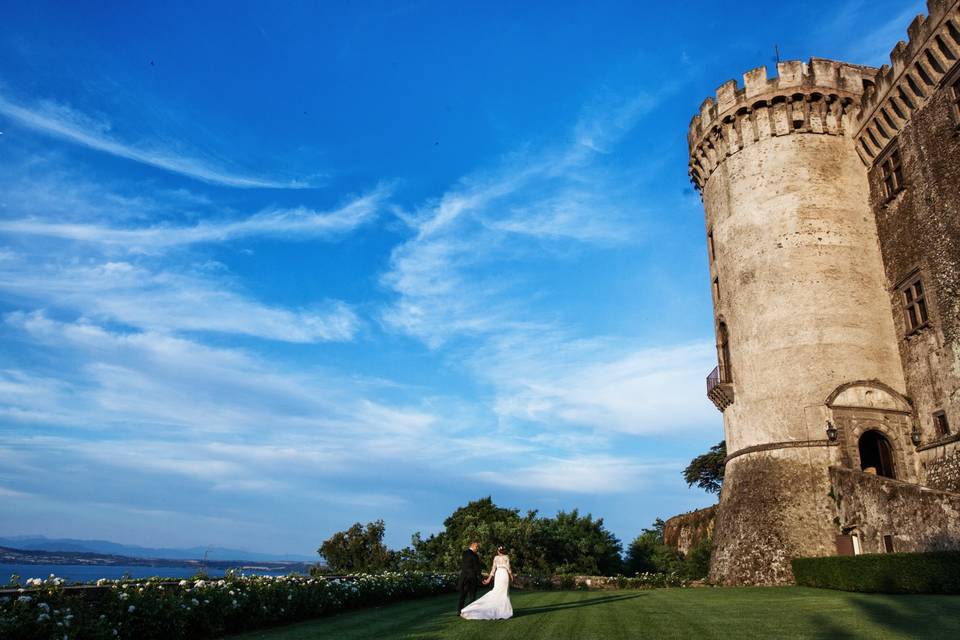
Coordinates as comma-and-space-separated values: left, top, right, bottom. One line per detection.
481, 337, 718, 435
381, 93, 658, 347
0, 261, 360, 343
375, 88, 719, 439
0, 485, 35, 499
0, 186, 390, 249
0, 312, 582, 533
1, 313, 471, 460
0, 94, 313, 189
476, 455, 680, 494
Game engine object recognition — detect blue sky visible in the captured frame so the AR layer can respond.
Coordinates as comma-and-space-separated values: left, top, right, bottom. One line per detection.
0, 0, 924, 556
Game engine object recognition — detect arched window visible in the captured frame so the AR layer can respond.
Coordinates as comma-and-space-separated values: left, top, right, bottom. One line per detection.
858, 431, 896, 479
717, 321, 732, 383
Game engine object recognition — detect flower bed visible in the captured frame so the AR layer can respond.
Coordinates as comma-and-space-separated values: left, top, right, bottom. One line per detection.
0, 571, 456, 639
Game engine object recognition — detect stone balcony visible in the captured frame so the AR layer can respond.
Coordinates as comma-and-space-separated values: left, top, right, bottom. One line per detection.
707, 365, 734, 412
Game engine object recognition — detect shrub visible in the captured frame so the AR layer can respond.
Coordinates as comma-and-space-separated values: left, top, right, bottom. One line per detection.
683, 538, 712, 580
792, 551, 960, 594
0, 571, 455, 640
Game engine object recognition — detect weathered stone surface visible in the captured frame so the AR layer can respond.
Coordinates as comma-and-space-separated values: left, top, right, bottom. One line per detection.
865, 11, 960, 469
663, 505, 716, 556
924, 443, 960, 492
829, 466, 960, 553
686, 1, 960, 586
709, 452, 838, 586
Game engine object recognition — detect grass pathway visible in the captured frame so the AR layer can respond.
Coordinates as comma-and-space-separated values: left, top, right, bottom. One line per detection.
226, 587, 960, 639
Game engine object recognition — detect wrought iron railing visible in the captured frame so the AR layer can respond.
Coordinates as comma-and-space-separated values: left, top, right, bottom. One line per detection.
707, 365, 721, 394
707, 364, 732, 390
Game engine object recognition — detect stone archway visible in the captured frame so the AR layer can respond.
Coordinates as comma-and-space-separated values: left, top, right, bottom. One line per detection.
826, 380, 917, 483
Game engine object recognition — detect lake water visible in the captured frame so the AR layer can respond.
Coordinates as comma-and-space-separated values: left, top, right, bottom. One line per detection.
1, 563, 303, 584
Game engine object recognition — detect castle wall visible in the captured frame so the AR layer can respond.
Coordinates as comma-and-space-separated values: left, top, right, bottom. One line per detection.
829, 466, 960, 554
663, 505, 716, 556
923, 448, 960, 491
858, 0, 960, 490
709, 449, 839, 585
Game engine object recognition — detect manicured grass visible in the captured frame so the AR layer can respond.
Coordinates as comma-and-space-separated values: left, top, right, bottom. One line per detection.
225, 587, 960, 639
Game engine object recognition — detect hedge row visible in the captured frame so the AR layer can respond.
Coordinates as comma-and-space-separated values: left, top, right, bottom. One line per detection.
792, 551, 960, 594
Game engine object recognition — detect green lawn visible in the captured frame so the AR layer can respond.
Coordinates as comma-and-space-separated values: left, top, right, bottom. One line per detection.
226, 587, 960, 639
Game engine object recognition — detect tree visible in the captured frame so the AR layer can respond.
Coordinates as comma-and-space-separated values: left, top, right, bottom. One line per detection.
682, 537, 712, 580
532, 509, 623, 575
624, 518, 681, 576
683, 440, 726, 494
404, 497, 623, 576
318, 520, 392, 573
406, 497, 542, 573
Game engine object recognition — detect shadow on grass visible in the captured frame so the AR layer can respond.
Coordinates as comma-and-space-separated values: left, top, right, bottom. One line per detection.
852, 593, 960, 638
513, 592, 647, 617
808, 613, 858, 640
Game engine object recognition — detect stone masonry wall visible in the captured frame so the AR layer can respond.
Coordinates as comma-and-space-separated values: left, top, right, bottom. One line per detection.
829, 465, 960, 553
709, 451, 838, 586
924, 443, 960, 491
864, 0, 960, 468
663, 505, 717, 556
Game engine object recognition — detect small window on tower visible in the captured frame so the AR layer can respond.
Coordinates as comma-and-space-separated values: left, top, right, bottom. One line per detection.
713, 277, 720, 302
899, 274, 929, 334
879, 147, 904, 201
934, 411, 951, 438
707, 229, 716, 263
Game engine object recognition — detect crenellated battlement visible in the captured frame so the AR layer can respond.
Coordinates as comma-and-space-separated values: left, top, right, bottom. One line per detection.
687, 59, 877, 192
854, 0, 960, 164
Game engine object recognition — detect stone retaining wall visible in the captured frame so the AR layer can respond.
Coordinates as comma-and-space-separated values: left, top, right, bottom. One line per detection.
829, 465, 960, 554
663, 505, 717, 555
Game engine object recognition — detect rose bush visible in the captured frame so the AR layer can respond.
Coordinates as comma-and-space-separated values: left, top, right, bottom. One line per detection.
0, 571, 456, 639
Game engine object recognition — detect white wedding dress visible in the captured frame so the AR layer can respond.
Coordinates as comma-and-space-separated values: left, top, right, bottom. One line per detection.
460, 554, 513, 620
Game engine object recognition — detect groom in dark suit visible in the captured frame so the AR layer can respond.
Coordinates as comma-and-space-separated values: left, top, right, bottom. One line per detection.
457, 541, 482, 613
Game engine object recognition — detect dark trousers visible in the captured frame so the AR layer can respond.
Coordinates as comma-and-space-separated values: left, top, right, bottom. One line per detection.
457, 581, 477, 612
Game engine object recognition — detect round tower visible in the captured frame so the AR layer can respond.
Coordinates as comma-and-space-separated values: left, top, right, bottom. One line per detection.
688, 59, 909, 585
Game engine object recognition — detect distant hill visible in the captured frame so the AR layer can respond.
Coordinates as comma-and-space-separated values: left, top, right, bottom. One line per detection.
0, 536, 316, 562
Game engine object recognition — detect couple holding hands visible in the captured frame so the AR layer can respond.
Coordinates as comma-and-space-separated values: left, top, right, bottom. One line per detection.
456, 541, 514, 620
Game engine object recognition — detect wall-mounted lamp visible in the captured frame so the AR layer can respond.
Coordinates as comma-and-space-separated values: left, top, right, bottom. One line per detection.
826, 420, 838, 442
911, 426, 922, 446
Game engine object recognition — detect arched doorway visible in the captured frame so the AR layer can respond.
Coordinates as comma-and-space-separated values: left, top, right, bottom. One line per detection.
858, 430, 896, 479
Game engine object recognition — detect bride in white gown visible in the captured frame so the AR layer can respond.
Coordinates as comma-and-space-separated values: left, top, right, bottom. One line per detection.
459, 546, 513, 620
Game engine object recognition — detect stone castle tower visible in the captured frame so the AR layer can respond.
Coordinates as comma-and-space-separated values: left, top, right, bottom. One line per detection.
688, 0, 960, 585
